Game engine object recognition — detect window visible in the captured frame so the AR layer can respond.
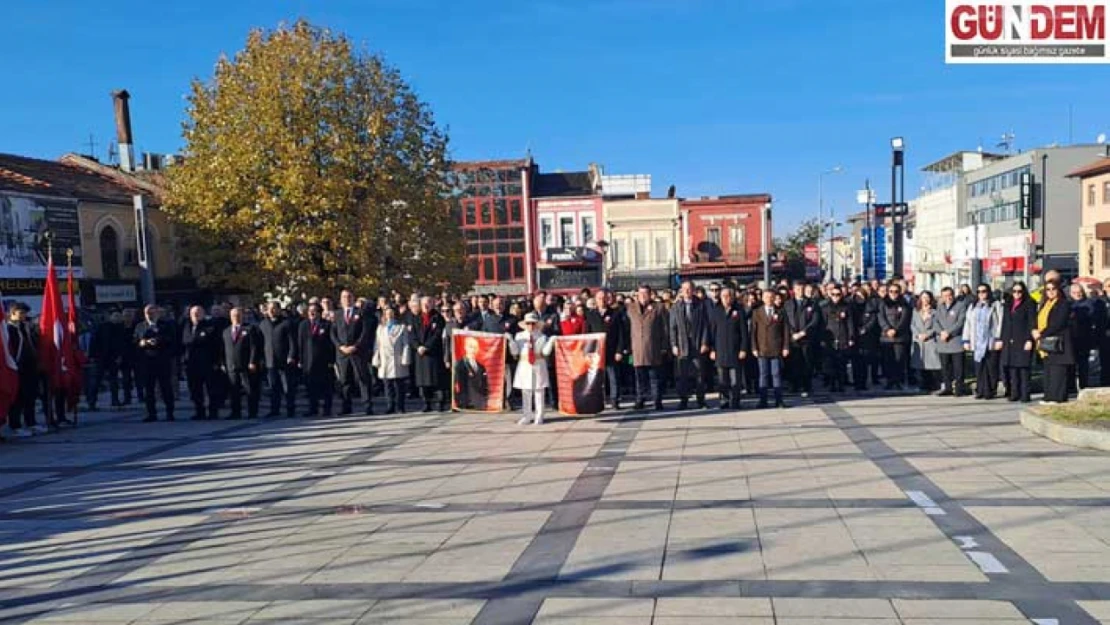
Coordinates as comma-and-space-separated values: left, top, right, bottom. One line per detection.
654, 236, 670, 266
509, 199, 522, 223
559, 216, 575, 247
464, 202, 476, 226
611, 239, 623, 266
540, 215, 555, 249
581, 215, 595, 244
482, 258, 495, 282
1104, 181, 1110, 204
497, 257, 510, 281
494, 199, 507, 225
706, 227, 721, 248
512, 256, 525, 279
633, 238, 647, 268
99, 225, 120, 280
480, 201, 492, 225
1103, 240, 1110, 268
1090, 184, 1097, 207
729, 226, 745, 259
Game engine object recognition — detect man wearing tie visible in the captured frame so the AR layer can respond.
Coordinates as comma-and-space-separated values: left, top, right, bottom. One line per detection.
751, 290, 791, 409
331, 289, 373, 415
135, 304, 176, 423
298, 303, 335, 417
180, 305, 221, 420
221, 307, 262, 419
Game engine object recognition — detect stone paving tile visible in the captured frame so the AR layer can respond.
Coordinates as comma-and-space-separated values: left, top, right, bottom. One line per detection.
535, 597, 654, 619
561, 509, 670, 580
968, 505, 1110, 582
662, 509, 765, 580
892, 599, 1026, 620
245, 599, 375, 620
358, 598, 484, 619
1079, 601, 1110, 623
772, 597, 898, 618
654, 597, 773, 617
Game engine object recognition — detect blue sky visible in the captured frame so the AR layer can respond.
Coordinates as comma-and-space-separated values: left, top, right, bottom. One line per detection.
1, 0, 1107, 232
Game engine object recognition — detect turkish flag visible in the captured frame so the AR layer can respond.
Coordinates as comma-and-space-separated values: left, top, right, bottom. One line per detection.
0, 292, 19, 425
38, 254, 64, 387
62, 263, 85, 409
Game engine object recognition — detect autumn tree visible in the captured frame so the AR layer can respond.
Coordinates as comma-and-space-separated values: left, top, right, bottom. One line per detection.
165, 20, 471, 297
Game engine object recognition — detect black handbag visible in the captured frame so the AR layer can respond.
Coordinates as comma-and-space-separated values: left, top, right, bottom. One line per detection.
1039, 335, 1063, 354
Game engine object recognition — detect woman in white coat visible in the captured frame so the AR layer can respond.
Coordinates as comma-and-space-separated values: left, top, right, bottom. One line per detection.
508, 312, 556, 425
372, 307, 412, 414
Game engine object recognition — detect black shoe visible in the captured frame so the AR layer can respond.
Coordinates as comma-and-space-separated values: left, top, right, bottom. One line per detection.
439, 403, 449, 412
719, 402, 730, 410
364, 409, 374, 416
678, 401, 689, 411
612, 401, 622, 410
756, 401, 768, 409
384, 406, 396, 415
166, 414, 175, 422
142, 415, 157, 423
633, 402, 645, 410
696, 401, 708, 410
776, 400, 786, 409
654, 401, 664, 411
423, 404, 433, 413
936, 389, 953, 397
303, 412, 319, 418
265, 411, 279, 418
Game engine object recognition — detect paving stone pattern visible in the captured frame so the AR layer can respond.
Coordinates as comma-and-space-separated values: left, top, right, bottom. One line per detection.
1, 394, 1108, 624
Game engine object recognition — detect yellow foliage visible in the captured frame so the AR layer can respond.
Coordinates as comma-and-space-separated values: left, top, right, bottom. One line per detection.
164, 20, 471, 298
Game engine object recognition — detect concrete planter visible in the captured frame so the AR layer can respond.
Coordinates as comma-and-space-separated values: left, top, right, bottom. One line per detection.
1020, 409, 1110, 452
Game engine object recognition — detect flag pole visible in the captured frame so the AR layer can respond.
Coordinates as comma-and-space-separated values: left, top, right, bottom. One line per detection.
44, 232, 57, 431
67, 247, 78, 429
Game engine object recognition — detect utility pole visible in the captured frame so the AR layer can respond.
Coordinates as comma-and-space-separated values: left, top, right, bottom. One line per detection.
133, 194, 156, 305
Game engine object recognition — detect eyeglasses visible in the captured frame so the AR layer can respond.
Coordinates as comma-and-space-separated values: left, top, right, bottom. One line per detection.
977, 289, 989, 294
1012, 289, 1024, 293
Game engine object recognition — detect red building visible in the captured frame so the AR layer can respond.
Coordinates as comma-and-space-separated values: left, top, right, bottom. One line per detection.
454, 158, 534, 294
679, 194, 773, 281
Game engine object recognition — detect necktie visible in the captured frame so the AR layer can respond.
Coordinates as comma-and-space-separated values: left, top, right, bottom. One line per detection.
346, 308, 352, 323
233, 326, 240, 342
528, 336, 536, 365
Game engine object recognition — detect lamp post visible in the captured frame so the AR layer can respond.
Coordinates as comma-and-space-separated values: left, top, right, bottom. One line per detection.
891, 137, 906, 279
762, 201, 772, 287
818, 166, 844, 277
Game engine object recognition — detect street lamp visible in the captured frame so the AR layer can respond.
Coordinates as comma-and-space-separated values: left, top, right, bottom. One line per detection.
762, 201, 772, 287
891, 137, 906, 279
819, 166, 845, 276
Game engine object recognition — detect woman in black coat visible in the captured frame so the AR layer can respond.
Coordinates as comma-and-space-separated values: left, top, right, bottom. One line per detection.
1034, 282, 1074, 404
999, 281, 1036, 403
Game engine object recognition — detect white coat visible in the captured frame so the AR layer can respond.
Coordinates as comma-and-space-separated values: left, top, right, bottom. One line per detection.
508, 329, 555, 390
372, 323, 412, 380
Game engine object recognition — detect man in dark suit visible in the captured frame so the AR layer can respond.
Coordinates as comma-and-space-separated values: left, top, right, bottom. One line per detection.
134, 304, 176, 422
331, 289, 373, 415
221, 306, 262, 419
453, 335, 489, 410
180, 305, 222, 420
784, 281, 822, 397
298, 303, 335, 417
669, 280, 712, 410
6, 303, 44, 437
878, 282, 913, 390
709, 287, 750, 409
585, 289, 629, 410
260, 301, 298, 418
571, 344, 605, 415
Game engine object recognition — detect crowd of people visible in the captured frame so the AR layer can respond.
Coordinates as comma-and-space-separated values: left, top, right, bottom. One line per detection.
3, 268, 1108, 439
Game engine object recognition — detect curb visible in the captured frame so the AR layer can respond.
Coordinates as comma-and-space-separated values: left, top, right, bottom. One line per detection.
1020, 409, 1110, 452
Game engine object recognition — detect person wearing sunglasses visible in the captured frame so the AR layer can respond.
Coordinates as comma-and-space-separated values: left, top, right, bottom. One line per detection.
962, 283, 1004, 400
999, 281, 1036, 403
1033, 281, 1074, 404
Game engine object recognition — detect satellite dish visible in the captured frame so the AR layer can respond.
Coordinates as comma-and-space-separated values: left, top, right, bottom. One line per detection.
1098, 133, 1107, 145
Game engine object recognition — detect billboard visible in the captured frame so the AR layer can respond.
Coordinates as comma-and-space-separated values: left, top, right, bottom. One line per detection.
0, 194, 83, 279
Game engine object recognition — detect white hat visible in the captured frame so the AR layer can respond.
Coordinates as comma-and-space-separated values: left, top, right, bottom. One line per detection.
522, 312, 542, 325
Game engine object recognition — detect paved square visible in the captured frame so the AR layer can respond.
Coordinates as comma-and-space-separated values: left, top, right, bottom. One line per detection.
1, 394, 1109, 623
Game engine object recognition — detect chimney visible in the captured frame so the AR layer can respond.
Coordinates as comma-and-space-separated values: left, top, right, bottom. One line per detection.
112, 90, 135, 172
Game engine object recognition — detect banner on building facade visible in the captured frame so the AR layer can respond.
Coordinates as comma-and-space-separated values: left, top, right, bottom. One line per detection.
0, 194, 83, 279
451, 330, 506, 413
554, 333, 607, 416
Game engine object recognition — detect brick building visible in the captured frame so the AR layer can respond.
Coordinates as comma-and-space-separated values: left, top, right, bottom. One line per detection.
678, 194, 772, 283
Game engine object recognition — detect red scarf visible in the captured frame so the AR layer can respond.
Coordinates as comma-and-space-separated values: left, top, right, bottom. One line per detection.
421, 313, 432, 329
1011, 296, 1022, 312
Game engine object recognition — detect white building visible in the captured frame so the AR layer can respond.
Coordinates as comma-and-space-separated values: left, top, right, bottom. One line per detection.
911, 151, 1001, 291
